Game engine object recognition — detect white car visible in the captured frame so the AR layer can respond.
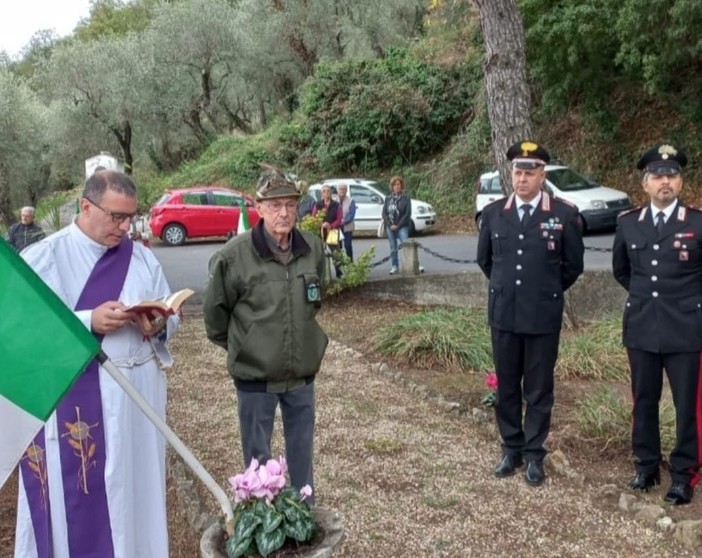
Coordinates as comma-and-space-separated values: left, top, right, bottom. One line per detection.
475, 165, 633, 232
308, 178, 437, 235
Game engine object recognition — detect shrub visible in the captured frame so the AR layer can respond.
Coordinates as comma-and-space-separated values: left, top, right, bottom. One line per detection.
575, 385, 676, 454
296, 47, 480, 172
372, 308, 493, 373
324, 247, 376, 297
557, 316, 629, 381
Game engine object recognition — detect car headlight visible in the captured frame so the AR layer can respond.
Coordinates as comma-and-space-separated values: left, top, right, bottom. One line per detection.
415, 205, 432, 214
590, 200, 606, 210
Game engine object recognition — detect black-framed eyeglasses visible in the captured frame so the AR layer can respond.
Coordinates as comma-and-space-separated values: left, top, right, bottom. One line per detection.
84, 197, 138, 224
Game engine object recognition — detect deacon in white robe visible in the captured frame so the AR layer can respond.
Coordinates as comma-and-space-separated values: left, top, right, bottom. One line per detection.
15, 178, 179, 558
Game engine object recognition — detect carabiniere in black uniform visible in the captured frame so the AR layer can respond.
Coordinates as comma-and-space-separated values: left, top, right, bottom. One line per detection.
477, 191, 584, 465
613, 201, 702, 493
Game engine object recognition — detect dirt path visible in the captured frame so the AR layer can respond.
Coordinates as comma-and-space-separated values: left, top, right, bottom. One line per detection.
2, 314, 699, 557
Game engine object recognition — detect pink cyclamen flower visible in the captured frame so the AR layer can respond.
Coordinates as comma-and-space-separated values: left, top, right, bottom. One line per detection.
230, 468, 263, 503
299, 485, 313, 501
485, 372, 498, 391
261, 459, 287, 497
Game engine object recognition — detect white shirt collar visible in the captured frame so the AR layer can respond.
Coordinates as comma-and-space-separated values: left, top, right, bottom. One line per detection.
516, 192, 542, 210
650, 199, 678, 222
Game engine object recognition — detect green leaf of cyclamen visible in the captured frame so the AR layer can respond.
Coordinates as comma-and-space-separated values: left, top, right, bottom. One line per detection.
284, 519, 307, 542
261, 506, 284, 534
283, 505, 302, 523
255, 527, 286, 557
227, 533, 254, 558
233, 509, 262, 541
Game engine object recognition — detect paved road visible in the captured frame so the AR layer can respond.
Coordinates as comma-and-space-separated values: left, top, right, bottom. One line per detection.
152, 231, 616, 294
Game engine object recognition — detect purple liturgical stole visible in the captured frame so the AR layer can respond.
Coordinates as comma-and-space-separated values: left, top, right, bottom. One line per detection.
21, 236, 133, 558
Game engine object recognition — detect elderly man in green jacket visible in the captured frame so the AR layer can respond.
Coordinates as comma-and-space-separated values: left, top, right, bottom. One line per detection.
203, 167, 328, 502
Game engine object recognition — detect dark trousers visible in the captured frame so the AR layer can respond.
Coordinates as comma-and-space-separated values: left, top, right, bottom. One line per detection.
491, 328, 560, 461
342, 230, 353, 261
237, 382, 316, 502
627, 349, 702, 485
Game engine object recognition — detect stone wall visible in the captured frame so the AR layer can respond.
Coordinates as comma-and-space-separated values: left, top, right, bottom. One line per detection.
360, 269, 627, 321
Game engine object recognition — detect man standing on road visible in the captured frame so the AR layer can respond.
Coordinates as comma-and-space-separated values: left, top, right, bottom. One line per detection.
477, 140, 584, 486
15, 171, 179, 558
296, 180, 315, 222
612, 144, 702, 505
204, 166, 328, 502
7, 206, 45, 252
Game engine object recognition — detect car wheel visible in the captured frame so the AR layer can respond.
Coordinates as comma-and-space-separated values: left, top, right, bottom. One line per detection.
409, 220, 417, 237
475, 213, 483, 231
162, 224, 186, 246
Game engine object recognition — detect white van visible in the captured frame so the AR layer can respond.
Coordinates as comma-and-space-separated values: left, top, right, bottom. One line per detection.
475, 165, 632, 232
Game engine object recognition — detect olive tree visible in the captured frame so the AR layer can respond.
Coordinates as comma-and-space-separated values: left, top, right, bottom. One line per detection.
36, 36, 144, 174
235, 0, 425, 118
144, 0, 245, 146
0, 69, 48, 227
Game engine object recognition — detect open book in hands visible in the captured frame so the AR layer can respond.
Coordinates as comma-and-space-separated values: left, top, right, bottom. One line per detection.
124, 288, 195, 319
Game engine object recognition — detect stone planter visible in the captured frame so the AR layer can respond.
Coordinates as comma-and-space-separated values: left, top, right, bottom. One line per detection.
200, 507, 344, 558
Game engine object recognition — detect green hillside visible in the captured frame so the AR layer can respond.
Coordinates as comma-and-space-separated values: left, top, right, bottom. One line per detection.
3, 0, 702, 229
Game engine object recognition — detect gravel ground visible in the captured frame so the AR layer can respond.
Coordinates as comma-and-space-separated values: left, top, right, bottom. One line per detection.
165, 315, 698, 558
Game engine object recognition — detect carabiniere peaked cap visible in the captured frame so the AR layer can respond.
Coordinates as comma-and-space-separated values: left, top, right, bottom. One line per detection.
507, 140, 551, 169
636, 144, 688, 176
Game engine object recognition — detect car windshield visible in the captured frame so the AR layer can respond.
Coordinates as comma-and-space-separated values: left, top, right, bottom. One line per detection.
546, 168, 597, 192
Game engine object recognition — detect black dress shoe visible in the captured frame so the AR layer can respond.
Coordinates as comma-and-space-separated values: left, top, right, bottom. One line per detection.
664, 482, 693, 505
494, 454, 523, 478
629, 470, 660, 492
524, 460, 545, 486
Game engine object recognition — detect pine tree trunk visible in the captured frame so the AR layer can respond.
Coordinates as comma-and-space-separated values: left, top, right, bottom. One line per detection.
473, 0, 533, 194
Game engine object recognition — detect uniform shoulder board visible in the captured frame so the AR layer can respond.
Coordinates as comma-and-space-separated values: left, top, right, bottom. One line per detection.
617, 206, 642, 219
481, 196, 509, 213
686, 204, 702, 213
485, 197, 507, 209
551, 196, 577, 208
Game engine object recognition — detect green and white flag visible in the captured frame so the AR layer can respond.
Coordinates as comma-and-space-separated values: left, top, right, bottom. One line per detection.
237, 199, 250, 235
0, 238, 99, 488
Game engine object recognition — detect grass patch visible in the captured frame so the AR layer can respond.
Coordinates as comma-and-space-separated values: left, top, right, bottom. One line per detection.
557, 316, 629, 381
575, 385, 675, 453
372, 308, 493, 373
364, 438, 404, 455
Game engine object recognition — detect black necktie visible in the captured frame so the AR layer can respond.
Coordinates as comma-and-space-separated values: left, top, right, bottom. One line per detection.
521, 204, 532, 225
655, 211, 665, 235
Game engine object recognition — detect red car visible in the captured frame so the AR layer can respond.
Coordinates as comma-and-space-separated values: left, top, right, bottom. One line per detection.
149, 186, 260, 246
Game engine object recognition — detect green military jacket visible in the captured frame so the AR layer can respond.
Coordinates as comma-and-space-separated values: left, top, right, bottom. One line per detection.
203, 220, 328, 388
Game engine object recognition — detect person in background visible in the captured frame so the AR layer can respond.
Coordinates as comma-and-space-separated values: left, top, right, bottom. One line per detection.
312, 184, 343, 278
612, 144, 702, 505
204, 167, 327, 503
337, 183, 356, 261
15, 171, 179, 558
381, 176, 412, 275
477, 140, 584, 487
129, 213, 153, 248
296, 180, 315, 222
6, 206, 45, 253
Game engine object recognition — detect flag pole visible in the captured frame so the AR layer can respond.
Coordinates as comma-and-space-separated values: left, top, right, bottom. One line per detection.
97, 351, 234, 531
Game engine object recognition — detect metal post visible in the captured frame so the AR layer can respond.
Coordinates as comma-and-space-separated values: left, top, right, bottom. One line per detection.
99, 354, 235, 532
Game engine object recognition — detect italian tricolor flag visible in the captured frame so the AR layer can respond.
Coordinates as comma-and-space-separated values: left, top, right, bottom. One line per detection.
0, 238, 99, 488
237, 199, 250, 235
